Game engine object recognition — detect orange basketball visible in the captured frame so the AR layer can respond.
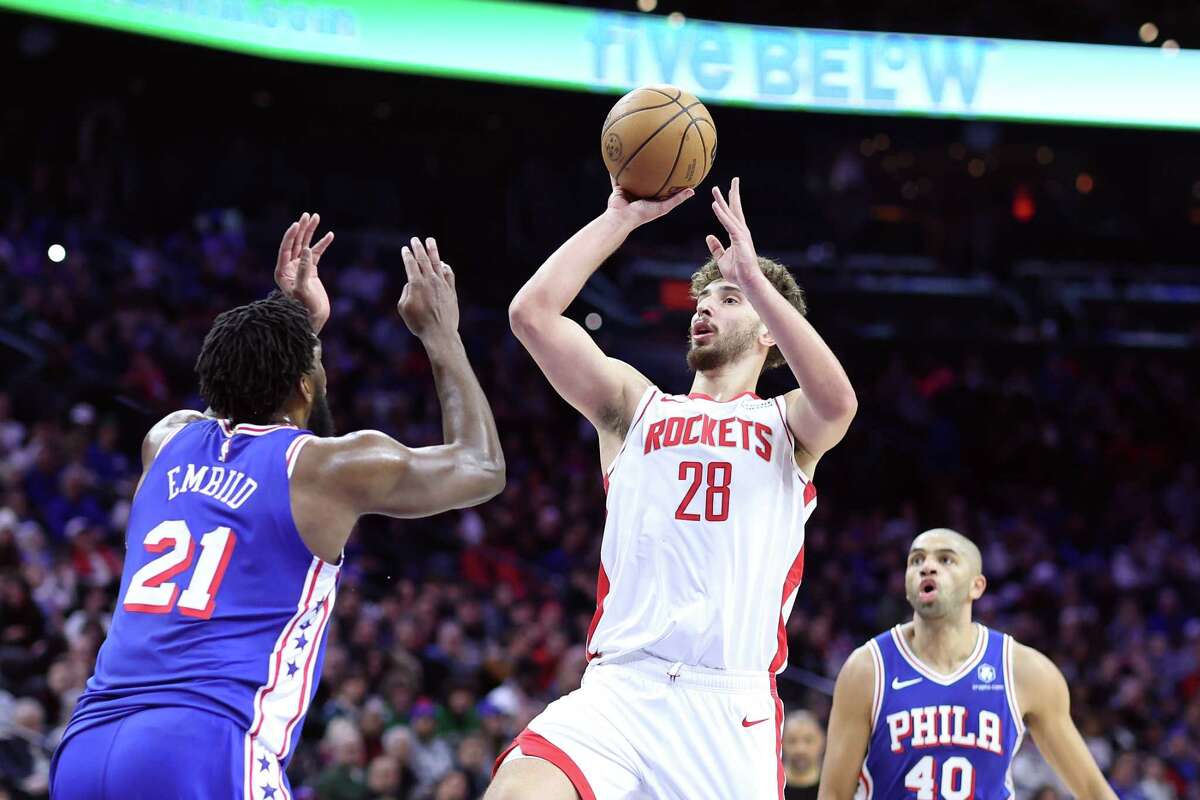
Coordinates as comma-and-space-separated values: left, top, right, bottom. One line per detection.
600, 85, 717, 200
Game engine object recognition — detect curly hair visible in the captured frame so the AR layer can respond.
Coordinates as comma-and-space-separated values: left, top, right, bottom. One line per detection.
689, 256, 807, 371
195, 292, 317, 424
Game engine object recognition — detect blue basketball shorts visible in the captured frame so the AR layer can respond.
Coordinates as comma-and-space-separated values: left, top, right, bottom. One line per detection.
51, 707, 291, 800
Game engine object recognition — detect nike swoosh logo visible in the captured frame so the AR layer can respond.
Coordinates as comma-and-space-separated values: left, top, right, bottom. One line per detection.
892, 676, 924, 690
742, 717, 770, 728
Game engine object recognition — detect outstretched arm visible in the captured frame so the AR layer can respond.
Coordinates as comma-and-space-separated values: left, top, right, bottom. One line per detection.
818, 645, 876, 800
292, 239, 505, 561
1016, 644, 1117, 800
708, 179, 856, 472
509, 181, 693, 442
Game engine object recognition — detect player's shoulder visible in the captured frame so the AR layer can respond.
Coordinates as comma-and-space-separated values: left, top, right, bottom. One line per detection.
290, 430, 410, 478
838, 641, 879, 686
1009, 639, 1062, 686
1007, 638, 1069, 718
141, 409, 211, 466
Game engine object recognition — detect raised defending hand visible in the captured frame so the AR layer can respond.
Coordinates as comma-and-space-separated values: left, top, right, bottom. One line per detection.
275, 212, 335, 333
398, 237, 459, 339
706, 178, 759, 286
606, 174, 694, 228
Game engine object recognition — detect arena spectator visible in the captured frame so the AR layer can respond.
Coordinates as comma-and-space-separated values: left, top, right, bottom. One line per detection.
782, 710, 825, 799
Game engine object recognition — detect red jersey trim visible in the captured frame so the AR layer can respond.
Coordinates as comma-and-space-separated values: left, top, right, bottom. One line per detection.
768, 546, 805, 673
685, 391, 760, 402
773, 674, 785, 800
602, 388, 659, 486
1003, 634, 1025, 737
867, 639, 885, 728
772, 396, 817, 489
219, 419, 299, 437
584, 563, 611, 662
492, 730, 597, 800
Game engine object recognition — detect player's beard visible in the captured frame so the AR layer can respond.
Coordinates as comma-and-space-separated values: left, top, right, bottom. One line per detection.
906, 580, 962, 620
686, 323, 758, 372
307, 389, 336, 437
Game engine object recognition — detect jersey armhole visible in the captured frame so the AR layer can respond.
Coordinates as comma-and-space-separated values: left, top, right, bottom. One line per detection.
771, 396, 816, 487
1002, 634, 1026, 738
285, 434, 317, 479
867, 639, 885, 729
603, 386, 659, 483
150, 420, 193, 465
282, 433, 342, 567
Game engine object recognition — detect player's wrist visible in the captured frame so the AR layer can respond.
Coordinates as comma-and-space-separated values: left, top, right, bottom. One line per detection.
600, 206, 642, 234
418, 328, 465, 354
735, 263, 772, 298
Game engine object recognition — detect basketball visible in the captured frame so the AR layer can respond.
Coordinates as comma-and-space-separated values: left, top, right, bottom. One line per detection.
600, 85, 717, 200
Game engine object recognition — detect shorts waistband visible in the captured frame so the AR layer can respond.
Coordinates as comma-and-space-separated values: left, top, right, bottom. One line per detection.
589, 652, 777, 695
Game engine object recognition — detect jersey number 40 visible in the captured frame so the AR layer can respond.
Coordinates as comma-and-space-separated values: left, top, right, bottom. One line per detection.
122, 520, 237, 620
905, 755, 975, 800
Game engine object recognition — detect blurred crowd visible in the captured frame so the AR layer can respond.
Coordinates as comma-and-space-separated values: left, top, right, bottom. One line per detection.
1, 4, 1199, 797
0, 201, 1197, 800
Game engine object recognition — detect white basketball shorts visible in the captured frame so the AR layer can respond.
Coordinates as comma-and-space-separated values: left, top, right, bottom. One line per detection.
493, 654, 786, 799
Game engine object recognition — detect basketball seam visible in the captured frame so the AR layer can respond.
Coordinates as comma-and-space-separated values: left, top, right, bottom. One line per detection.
642, 86, 683, 104
695, 120, 709, 181
651, 118, 700, 199
613, 105, 693, 186
677, 101, 716, 185
693, 117, 717, 181
601, 98, 680, 138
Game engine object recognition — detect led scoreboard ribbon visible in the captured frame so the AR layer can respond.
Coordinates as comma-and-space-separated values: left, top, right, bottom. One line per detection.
4, 0, 1199, 129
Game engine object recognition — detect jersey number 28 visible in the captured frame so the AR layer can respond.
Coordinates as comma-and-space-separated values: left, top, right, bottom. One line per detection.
675, 461, 732, 522
122, 520, 237, 619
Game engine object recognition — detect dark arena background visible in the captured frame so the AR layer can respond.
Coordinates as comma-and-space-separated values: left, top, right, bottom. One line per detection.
1, 1, 1199, 798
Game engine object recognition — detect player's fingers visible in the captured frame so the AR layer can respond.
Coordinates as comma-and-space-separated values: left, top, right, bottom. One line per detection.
705, 234, 726, 259
276, 222, 299, 275
410, 237, 432, 275
711, 185, 733, 217
292, 213, 310, 259
711, 199, 739, 234
302, 212, 321, 249
425, 237, 442, 270
401, 245, 419, 283
441, 261, 456, 290
660, 187, 694, 213
729, 177, 746, 223
312, 231, 335, 261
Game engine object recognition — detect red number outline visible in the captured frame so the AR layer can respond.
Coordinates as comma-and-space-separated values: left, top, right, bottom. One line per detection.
706, 462, 732, 521
124, 535, 196, 614
675, 462, 704, 521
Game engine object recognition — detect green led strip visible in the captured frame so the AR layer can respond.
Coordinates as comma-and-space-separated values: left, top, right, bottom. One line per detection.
4, 0, 1199, 129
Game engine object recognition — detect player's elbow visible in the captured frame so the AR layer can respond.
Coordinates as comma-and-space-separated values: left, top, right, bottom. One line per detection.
508, 293, 550, 343
508, 295, 533, 332
832, 387, 858, 423
817, 383, 858, 426
456, 453, 507, 508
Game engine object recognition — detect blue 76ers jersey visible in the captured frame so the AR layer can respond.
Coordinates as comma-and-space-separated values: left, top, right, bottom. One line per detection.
63, 419, 340, 788
858, 624, 1024, 800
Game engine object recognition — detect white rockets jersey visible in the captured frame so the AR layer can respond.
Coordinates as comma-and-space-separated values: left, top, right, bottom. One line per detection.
586, 387, 818, 673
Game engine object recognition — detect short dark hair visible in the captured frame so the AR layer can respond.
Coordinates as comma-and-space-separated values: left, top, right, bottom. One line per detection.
195, 292, 316, 424
690, 256, 807, 370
